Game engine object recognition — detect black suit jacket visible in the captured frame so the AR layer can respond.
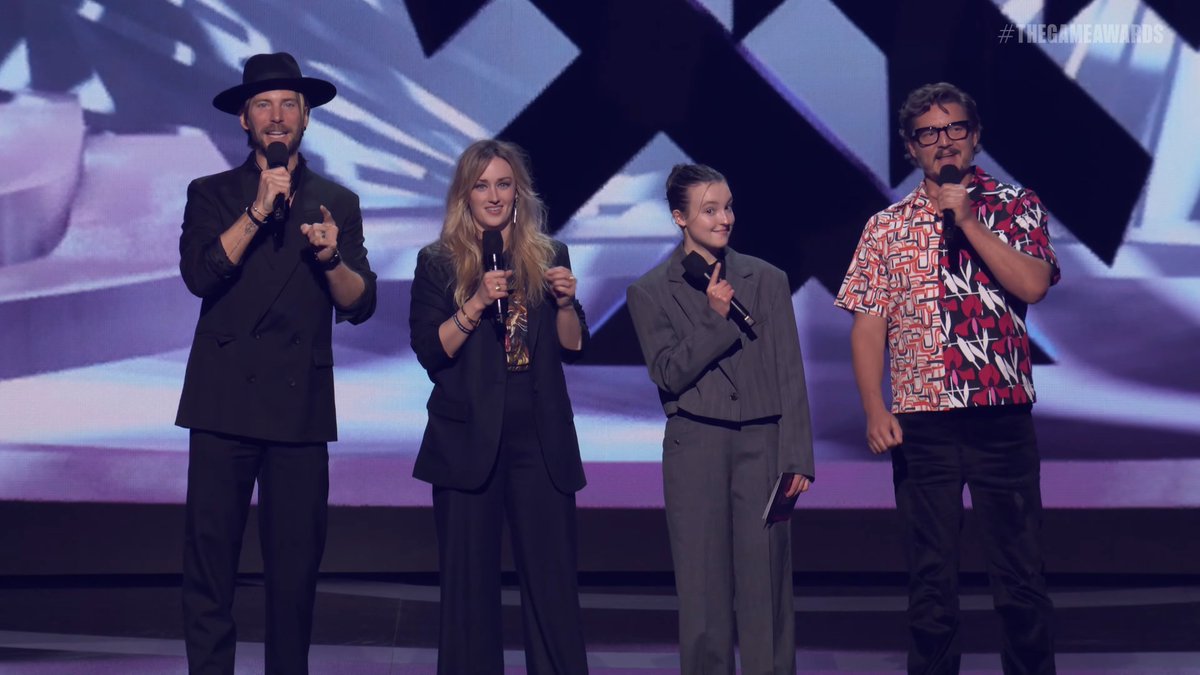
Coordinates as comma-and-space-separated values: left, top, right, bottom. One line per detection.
409, 241, 587, 493
175, 153, 376, 443
626, 244, 814, 479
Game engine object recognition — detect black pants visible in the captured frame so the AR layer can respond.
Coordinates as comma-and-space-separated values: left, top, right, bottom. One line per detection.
432, 370, 588, 674
181, 429, 329, 675
892, 406, 1055, 675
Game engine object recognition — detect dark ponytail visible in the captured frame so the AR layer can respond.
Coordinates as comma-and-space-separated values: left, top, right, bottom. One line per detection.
665, 163, 726, 216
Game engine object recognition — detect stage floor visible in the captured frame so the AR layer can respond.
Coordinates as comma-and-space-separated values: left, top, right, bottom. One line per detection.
1, 573, 1198, 673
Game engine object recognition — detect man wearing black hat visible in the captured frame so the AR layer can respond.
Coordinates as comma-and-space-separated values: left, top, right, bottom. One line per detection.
176, 52, 376, 674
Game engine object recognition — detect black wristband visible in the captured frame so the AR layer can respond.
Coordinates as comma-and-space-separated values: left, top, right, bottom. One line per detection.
451, 311, 473, 334
317, 249, 341, 271
245, 206, 265, 227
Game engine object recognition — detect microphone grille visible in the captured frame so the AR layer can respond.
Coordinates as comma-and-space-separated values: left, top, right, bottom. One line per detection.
937, 164, 962, 185
481, 229, 503, 258
265, 142, 289, 169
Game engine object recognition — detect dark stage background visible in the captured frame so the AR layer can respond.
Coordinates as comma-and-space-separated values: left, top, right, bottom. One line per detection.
1, 0, 1198, 575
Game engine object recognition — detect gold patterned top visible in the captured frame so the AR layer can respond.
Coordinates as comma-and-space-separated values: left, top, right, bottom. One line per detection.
504, 292, 531, 372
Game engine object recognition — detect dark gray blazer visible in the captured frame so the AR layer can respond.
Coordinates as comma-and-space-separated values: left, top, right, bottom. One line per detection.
626, 244, 814, 479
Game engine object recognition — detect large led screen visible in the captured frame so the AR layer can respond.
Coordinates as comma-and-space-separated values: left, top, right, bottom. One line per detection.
2, 0, 1197, 510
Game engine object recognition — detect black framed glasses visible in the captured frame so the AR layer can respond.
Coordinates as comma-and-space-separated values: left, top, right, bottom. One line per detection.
910, 120, 973, 147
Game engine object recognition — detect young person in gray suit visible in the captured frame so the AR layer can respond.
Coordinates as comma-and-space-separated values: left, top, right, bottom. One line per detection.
626, 164, 815, 674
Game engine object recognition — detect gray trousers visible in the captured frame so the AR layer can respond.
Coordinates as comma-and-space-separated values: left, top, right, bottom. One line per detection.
662, 412, 795, 675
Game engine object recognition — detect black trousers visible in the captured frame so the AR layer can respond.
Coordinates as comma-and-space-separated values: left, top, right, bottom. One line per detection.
892, 405, 1055, 675
181, 429, 329, 675
432, 370, 588, 674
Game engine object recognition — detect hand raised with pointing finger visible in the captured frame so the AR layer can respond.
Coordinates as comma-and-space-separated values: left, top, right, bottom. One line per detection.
299, 205, 340, 263
706, 261, 734, 318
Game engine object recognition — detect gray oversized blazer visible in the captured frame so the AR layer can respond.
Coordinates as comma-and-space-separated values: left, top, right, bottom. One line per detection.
626, 244, 815, 479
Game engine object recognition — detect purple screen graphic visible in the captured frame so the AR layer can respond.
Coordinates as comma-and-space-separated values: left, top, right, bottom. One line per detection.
1, 1, 1198, 511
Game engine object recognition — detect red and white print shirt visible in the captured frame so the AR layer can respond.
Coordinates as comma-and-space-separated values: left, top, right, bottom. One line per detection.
834, 167, 1060, 413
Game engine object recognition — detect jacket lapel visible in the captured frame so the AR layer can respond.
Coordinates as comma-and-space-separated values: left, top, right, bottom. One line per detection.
526, 291, 542, 357
665, 244, 739, 385
722, 248, 757, 373
247, 153, 312, 328
666, 245, 711, 328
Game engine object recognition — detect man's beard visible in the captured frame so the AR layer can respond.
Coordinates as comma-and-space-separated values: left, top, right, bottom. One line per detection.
247, 125, 304, 155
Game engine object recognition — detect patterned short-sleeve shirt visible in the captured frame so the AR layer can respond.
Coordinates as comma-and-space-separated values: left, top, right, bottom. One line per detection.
834, 167, 1060, 413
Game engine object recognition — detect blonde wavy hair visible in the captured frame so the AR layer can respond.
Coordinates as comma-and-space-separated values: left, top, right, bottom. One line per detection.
439, 139, 556, 308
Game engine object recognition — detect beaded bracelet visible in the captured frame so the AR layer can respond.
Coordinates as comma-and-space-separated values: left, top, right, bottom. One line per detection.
451, 311, 473, 335
459, 306, 480, 328
245, 205, 266, 227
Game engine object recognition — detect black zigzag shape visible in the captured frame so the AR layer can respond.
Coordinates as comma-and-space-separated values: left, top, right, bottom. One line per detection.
1143, 0, 1200, 49
518, 0, 887, 286
732, 0, 789, 41
498, 1, 890, 363
1043, 0, 1093, 26
403, 1, 1072, 365
402, 0, 492, 57
831, 0, 1149, 265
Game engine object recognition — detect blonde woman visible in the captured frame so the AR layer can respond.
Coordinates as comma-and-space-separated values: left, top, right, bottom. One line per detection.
409, 139, 589, 674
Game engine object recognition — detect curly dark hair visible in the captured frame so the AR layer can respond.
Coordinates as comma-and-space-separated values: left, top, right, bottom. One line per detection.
897, 82, 982, 162
898, 82, 981, 136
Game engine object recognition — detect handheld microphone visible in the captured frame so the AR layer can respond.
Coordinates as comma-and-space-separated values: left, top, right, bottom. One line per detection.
265, 142, 290, 222
481, 229, 506, 326
937, 164, 963, 250
682, 251, 756, 328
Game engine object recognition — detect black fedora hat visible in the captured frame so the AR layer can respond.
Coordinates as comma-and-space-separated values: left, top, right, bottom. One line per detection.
212, 52, 337, 115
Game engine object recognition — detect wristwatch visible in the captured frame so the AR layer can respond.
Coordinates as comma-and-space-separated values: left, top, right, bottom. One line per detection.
317, 249, 341, 271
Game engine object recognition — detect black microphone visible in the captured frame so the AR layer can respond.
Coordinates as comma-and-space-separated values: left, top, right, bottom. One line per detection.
481, 229, 506, 326
937, 164, 963, 251
682, 251, 756, 328
265, 142, 290, 222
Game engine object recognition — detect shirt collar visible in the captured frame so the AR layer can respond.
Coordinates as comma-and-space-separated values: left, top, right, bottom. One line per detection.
241, 150, 308, 175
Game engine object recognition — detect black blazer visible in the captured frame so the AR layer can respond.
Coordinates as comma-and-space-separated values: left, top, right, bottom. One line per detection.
409, 240, 588, 493
626, 244, 814, 479
175, 153, 377, 443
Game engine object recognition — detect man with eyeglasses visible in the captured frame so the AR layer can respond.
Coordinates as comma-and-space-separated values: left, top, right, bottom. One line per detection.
835, 82, 1059, 674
